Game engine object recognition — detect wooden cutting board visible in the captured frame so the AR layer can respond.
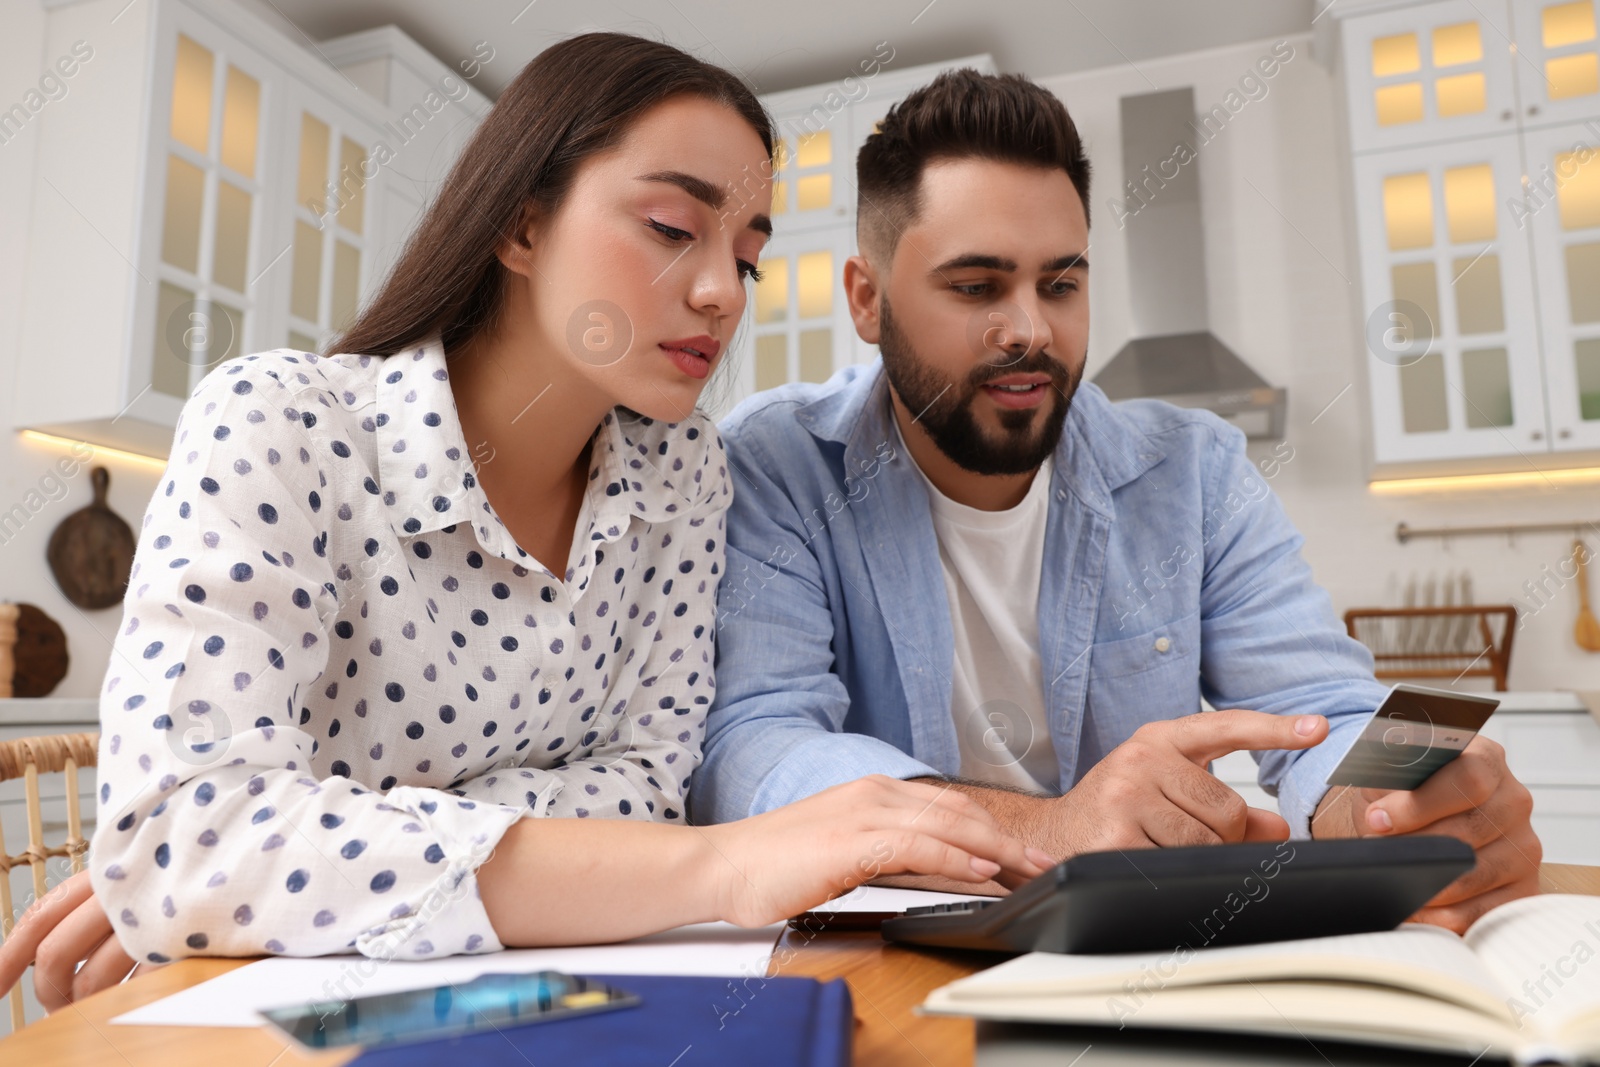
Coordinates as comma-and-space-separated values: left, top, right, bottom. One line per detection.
46, 465, 136, 611
0, 602, 69, 697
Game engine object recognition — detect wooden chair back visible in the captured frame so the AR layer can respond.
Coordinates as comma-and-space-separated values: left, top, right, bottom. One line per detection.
0, 731, 98, 1033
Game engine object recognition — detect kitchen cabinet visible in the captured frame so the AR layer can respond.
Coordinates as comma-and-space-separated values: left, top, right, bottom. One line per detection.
1350, 133, 1546, 461
717, 53, 996, 417
1523, 119, 1600, 449
1512, 0, 1600, 128
13, 1, 482, 461
1335, 0, 1600, 469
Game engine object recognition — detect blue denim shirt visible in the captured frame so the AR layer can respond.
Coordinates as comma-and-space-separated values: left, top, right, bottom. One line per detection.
694, 360, 1385, 837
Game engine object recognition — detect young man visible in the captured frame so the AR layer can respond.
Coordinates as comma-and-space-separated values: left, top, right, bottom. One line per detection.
694, 69, 1539, 932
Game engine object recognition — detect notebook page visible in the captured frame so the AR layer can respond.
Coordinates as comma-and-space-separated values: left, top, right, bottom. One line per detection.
1466, 894, 1600, 1040
937, 924, 1509, 1019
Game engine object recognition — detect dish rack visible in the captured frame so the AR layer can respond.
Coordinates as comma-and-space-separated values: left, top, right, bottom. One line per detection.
1342, 606, 1517, 691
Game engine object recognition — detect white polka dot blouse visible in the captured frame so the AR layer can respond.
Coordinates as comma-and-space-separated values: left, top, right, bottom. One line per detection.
89, 338, 730, 965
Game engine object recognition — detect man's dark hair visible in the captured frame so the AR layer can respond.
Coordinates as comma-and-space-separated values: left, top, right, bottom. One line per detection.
855, 68, 1091, 263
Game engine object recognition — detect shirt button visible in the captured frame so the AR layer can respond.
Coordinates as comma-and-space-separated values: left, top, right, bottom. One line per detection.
1154, 637, 1171, 653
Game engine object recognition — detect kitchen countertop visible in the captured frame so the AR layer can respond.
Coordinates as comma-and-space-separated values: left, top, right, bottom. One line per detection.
0, 697, 99, 727
1, 692, 1595, 728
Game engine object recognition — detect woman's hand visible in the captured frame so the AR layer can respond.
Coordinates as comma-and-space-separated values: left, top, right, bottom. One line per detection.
0, 869, 138, 1012
701, 774, 1056, 928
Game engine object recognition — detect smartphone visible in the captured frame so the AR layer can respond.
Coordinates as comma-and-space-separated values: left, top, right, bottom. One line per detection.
1324, 683, 1499, 791
259, 970, 639, 1051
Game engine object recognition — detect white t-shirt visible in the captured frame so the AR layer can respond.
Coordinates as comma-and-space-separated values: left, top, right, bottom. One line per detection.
892, 417, 1060, 793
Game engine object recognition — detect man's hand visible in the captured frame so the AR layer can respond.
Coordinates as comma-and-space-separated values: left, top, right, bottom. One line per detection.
891, 709, 1329, 890
1312, 735, 1541, 934
1049, 709, 1328, 853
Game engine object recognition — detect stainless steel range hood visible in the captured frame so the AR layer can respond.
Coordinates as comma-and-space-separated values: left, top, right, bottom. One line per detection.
1092, 87, 1287, 440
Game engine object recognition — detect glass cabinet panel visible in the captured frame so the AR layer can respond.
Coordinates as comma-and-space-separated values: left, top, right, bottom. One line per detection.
1576, 338, 1600, 418
755, 334, 787, 392
338, 137, 366, 234
152, 281, 196, 399
331, 240, 361, 331
796, 251, 833, 319
755, 257, 788, 323
1453, 253, 1505, 333
1433, 21, 1483, 64
290, 219, 321, 323
1443, 163, 1495, 241
170, 35, 213, 155
1558, 150, 1600, 229
160, 155, 205, 272
1460, 347, 1513, 426
1384, 172, 1434, 249
1544, 0, 1597, 44
1373, 32, 1421, 75
285, 105, 370, 349
212, 180, 251, 293
297, 113, 330, 211
220, 66, 259, 178
1400, 352, 1449, 432
1392, 261, 1441, 328
1436, 72, 1486, 116
1568, 242, 1600, 321
799, 328, 832, 383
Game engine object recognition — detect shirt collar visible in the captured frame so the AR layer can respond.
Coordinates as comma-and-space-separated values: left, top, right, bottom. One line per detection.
373, 339, 482, 537
374, 338, 721, 547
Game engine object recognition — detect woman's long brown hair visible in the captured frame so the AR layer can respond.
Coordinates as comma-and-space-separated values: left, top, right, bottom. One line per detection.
329, 32, 773, 358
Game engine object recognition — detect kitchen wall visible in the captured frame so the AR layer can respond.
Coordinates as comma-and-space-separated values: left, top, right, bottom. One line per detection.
0, 4, 166, 700
1042, 33, 1600, 693
3, 16, 1596, 699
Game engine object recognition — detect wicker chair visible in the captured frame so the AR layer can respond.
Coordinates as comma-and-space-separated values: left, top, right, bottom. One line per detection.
0, 731, 98, 1033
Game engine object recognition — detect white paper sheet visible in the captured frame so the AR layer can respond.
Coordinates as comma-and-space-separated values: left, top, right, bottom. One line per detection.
112, 921, 786, 1028
806, 885, 996, 913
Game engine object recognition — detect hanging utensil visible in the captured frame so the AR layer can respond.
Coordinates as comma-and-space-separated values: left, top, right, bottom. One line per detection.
46, 465, 136, 610
1574, 539, 1600, 652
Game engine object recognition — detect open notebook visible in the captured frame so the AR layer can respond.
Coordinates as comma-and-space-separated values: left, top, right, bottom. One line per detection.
922, 893, 1600, 1065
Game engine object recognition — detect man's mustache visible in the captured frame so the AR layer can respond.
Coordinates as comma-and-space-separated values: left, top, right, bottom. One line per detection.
967, 351, 1072, 389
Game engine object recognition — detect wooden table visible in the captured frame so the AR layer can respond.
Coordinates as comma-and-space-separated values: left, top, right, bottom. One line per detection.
5, 864, 1598, 1067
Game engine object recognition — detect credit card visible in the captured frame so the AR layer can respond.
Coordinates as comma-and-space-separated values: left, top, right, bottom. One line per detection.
1324, 683, 1499, 791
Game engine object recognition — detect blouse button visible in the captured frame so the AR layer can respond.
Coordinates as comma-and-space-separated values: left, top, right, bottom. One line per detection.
1153, 636, 1171, 653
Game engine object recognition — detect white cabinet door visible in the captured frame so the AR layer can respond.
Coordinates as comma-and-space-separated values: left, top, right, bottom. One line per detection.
1353, 134, 1548, 462
1511, 0, 1600, 129
718, 228, 860, 418
266, 81, 390, 353
1342, 0, 1521, 154
130, 6, 283, 430
756, 82, 858, 241
1523, 121, 1600, 450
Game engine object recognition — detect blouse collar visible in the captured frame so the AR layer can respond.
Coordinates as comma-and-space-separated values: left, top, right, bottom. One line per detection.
372, 338, 720, 560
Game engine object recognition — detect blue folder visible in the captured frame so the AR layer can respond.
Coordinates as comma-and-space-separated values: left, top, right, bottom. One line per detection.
347, 973, 854, 1067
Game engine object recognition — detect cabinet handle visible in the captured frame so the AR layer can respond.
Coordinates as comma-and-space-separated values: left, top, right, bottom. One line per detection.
1528, 105, 1541, 116
1531, 430, 1545, 440
1559, 428, 1572, 439
1501, 109, 1514, 120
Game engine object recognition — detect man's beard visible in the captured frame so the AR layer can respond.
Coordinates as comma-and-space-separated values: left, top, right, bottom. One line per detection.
878, 296, 1081, 476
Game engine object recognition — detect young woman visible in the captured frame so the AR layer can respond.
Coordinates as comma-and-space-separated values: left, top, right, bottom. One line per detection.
0, 33, 1049, 1012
